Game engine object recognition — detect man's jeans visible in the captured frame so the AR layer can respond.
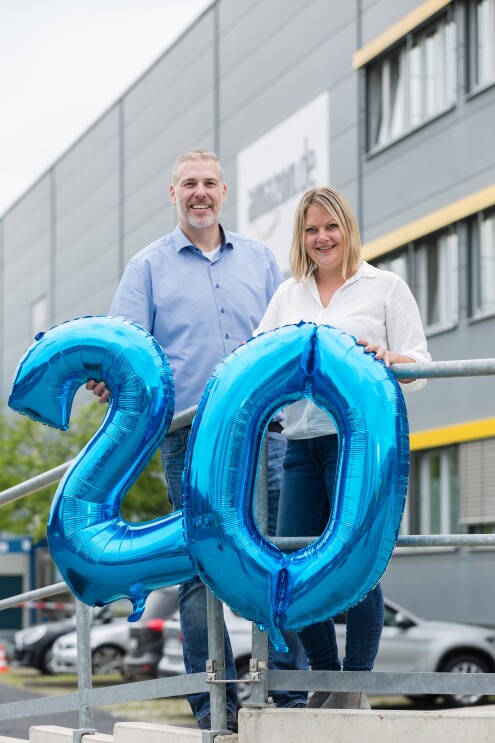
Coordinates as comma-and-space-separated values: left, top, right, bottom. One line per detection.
160, 428, 308, 723
278, 434, 384, 673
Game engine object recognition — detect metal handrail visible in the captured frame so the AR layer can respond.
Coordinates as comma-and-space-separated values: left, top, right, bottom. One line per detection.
1, 358, 495, 737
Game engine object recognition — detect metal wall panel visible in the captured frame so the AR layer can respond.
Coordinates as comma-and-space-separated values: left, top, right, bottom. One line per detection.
53, 109, 120, 324
1, 177, 52, 403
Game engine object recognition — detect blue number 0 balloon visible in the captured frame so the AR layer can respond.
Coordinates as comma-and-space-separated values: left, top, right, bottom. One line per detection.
8, 316, 195, 619
183, 322, 409, 651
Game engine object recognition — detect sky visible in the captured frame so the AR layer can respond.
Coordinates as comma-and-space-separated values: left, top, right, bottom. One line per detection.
0, 0, 212, 216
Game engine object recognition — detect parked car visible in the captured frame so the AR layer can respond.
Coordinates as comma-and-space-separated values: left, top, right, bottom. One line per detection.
158, 598, 495, 708
123, 588, 179, 679
51, 587, 178, 676
376, 599, 495, 707
14, 602, 121, 674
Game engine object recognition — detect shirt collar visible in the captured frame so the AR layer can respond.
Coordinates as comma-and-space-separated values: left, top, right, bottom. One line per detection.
172, 224, 233, 253
354, 260, 377, 279
343, 260, 377, 285
303, 260, 376, 298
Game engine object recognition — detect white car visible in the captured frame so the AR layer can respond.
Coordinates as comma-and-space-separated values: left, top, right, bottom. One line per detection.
51, 588, 178, 675
52, 616, 131, 675
158, 598, 495, 708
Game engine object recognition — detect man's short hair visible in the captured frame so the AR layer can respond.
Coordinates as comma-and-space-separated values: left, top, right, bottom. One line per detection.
171, 148, 224, 184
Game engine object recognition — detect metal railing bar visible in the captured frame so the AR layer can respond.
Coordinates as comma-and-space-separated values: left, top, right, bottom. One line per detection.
85, 672, 209, 706
0, 691, 80, 721
273, 534, 495, 550
267, 670, 495, 696
396, 534, 495, 547
0, 673, 209, 721
0, 582, 68, 612
390, 358, 495, 379
0, 462, 72, 507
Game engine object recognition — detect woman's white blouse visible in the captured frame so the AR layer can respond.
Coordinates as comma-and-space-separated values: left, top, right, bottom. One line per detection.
255, 261, 431, 440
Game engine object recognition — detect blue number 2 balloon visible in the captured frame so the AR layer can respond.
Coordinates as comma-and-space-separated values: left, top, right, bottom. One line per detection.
183, 323, 409, 651
8, 316, 195, 620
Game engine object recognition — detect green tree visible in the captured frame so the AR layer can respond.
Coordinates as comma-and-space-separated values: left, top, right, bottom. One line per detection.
0, 401, 171, 542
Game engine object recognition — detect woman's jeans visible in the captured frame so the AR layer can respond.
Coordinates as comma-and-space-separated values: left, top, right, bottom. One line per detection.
160, 428, 308, 723
278, 434, 384, 673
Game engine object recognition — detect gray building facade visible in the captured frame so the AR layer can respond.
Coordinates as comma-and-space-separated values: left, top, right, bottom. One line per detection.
1, 0, 494, 623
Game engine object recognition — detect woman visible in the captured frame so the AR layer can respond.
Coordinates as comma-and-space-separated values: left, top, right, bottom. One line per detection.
256, 186, 430, 709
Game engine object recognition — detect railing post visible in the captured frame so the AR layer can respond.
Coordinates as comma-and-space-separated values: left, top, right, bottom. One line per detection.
204, 589, 229, 740
73, 599, 96, 742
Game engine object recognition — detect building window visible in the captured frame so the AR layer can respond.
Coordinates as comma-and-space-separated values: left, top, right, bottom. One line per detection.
469, 210, 495, 317
469, 0, 495, 89
371, 231, 458, 334
413, 230, 458, 332
367, 12, 456, 151
408, 447, 460, 535
374, 248, 409, 282
368, 50, 406, 148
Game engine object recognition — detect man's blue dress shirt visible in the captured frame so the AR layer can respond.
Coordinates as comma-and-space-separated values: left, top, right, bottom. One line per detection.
109, 225, 284, 415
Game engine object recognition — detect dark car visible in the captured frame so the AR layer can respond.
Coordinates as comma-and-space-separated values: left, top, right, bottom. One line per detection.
123, 587, 179, 680
14, 603, 113, 674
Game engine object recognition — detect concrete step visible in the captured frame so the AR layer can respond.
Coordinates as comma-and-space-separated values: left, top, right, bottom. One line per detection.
25, 705, 495, 743
238, 706, 495, 743
28, 724, 236, 743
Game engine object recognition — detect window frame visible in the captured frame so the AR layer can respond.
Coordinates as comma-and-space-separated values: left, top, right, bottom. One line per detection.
468, 208, 495, 319
413, 228, 459, 334
406, 446, 460, 535
366, 9, 457, 153
468, 0, 495, 91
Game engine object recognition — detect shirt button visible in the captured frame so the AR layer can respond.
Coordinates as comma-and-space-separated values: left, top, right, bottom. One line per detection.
225, 333, 229, 339
216, 283, 220, 288
220, 308, 225, 313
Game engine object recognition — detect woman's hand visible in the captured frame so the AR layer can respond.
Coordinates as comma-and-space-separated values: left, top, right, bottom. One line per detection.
357, 340, 415, 384
86, 379, 111, 403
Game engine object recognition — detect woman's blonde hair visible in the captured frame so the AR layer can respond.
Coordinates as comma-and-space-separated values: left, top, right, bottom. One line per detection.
290, 187, 361, 280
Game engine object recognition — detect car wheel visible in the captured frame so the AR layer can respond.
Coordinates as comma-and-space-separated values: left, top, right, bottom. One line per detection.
439, 652, 491, 707
39, 646, 57, 675
235, 658, 252, 706
92, 645, 125, 675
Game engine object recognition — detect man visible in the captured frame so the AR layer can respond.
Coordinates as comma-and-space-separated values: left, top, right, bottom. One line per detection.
87, 148, 307, 731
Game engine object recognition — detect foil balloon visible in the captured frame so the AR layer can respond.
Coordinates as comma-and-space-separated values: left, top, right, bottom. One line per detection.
183, 322, 409, 652
9, 316, 195, 620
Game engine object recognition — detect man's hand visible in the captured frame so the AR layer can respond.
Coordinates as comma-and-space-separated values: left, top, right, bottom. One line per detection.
86, 379, 111, 403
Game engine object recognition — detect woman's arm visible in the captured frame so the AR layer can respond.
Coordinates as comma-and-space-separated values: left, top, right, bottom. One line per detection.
360, 277, 431, 387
